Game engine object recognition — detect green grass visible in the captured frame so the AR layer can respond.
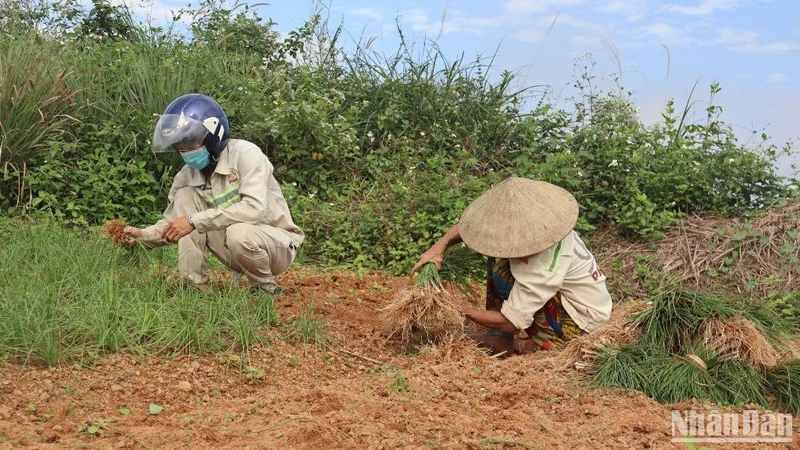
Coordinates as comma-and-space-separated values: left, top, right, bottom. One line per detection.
711, 359, 770, 407
594, 290, 796, 411
641, 351, 719, 404
767, 360, 800, 415
415, 244, 481, 295
592, 343, 772, 406
387, 369, 409, 393
634, 290, 742, 352
0, 221, 278, 366
0, 34, 80, 167
282, 304, 331, 348
591, 344, 652, 392
415, 262, 443, 288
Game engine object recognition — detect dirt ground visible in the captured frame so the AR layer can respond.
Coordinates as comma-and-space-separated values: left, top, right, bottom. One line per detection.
1, 268, 797, 450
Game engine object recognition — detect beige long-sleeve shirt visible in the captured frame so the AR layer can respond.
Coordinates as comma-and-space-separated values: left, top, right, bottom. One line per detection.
500, 231, 612, 333
140, 139, 304, 246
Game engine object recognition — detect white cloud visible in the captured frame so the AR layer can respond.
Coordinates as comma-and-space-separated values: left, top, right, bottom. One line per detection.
397, 7, 520, 36
663, 0, 740, 16
597, 1, 647, 22
100, 0, 183, 23
714, 28, 800, 54
767, 72, 788, 83
503, 0, 585, 16
505, 14, 612, 46
452, 14, 510, 29
503, 0, 548, 15
736, 41, 800, 54
714, 28, 757, 46
570, 35, 605, 48
349, 8, 383, 22
398, 8, 464, 35
639, 23, 691, 46
398, 8, 432, 29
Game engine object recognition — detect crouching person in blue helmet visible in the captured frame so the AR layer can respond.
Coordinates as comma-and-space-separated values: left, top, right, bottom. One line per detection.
121, 94, 304, 295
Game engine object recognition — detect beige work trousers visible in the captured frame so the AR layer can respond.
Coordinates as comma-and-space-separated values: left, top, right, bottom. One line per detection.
168, 186, 297, 288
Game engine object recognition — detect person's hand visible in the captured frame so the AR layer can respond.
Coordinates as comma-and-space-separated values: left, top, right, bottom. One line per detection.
161, 215, 195, 243
123, 226, 142, 240
468, 330, 517, 357
410, 245, 446, 275
462, 306, 480, 321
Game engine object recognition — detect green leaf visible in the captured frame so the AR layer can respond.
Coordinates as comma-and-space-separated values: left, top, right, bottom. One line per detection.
118, 408, 130, 416
732, 230, 749, 240
148, 403, 164, 415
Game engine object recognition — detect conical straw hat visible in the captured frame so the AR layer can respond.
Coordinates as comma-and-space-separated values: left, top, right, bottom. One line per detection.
459, 177, 579, 258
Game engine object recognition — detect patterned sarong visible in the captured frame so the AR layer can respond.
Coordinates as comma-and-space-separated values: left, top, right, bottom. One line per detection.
486, 257, 583, 351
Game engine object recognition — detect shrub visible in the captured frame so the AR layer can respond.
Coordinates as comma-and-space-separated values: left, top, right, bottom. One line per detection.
0, 3, 795, 274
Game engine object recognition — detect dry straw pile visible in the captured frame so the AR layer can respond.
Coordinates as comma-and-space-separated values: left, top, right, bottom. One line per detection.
699, 317, 780, 369
558, 300, 649, 372
657, 200, 800, 297
416, 334, 489, 365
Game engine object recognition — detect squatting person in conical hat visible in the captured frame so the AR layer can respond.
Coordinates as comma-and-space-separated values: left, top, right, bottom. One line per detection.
118, 94, 304, 295
411, 176, 612, 355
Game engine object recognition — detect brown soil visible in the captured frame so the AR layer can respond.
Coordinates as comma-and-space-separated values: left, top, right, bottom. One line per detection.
1, 268, 797, 450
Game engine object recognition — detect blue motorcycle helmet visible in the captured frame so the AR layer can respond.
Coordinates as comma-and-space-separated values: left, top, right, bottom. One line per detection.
152, 94, 230, 158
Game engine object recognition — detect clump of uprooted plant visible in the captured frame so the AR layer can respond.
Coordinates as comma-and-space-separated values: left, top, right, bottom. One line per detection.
104, 219, 133, 248
564, 288, 800, 414
378, 245, 479, 342
103, 219, 149, 265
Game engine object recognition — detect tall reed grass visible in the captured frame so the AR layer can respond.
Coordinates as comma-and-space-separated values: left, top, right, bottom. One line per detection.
0, 35, 79, 167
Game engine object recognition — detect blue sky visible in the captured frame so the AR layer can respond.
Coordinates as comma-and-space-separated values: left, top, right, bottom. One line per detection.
130, 0, 799, 176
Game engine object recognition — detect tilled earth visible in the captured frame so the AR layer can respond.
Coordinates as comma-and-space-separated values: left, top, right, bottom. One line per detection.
1, 268, 797, 449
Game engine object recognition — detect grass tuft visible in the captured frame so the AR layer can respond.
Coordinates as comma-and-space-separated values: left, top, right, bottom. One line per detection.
767, 360, 800, 414
414, 262, 443, 291
378, 246, 479, 342
282, 304, 331, 349
711, 359, 770, 407
0, 35, 79, 167
642, 348, 719, 404
634, 290, 741, 352
591, 344, 651, 392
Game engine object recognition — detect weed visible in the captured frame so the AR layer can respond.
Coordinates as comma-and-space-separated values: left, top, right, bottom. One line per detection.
282, 305, 331, 348
85, 419, 110, 436
388, 370, 409, 393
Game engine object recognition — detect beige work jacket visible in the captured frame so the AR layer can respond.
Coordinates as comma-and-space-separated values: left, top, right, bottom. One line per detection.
500, 231, 612, 333
140, 139, 304, 247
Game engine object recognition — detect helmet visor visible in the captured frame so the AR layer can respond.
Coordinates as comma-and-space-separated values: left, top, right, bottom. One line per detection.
152, 113, 209, 153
